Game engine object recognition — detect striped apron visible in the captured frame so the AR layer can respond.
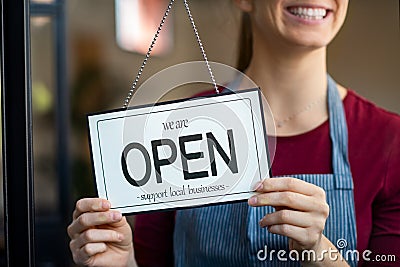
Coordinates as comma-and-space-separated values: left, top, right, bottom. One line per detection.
174, 75, 357, 266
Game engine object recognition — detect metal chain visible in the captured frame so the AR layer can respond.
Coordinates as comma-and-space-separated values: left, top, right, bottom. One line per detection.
182, 0, 219, 94
123, 0, 176, 108
123, 0, 218, 108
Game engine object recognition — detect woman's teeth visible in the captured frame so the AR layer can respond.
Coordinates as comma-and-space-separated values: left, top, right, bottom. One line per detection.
289, 7, 327, 20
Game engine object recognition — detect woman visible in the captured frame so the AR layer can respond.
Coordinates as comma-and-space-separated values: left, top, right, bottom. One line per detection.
67, 0, 400, 266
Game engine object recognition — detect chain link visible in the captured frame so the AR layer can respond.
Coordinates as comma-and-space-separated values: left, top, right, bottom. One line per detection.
123, 0, 218, 108
183, 0, 219, 94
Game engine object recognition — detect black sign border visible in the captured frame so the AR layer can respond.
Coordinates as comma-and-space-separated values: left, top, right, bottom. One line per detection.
87, 88, 272, 215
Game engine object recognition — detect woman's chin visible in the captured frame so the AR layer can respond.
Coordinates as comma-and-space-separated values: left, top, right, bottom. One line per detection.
282, 33, 332, 50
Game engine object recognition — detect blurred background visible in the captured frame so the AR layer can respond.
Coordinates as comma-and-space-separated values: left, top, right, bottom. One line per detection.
0, 0, 399, 266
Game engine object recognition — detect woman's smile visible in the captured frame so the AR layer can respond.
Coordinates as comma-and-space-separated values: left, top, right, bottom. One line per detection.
283, 2, 335, 26
286, 6, 332, 22
247, 0, 347, 48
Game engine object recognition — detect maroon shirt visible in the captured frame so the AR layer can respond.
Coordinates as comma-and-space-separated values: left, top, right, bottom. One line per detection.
134, 90, 400, 266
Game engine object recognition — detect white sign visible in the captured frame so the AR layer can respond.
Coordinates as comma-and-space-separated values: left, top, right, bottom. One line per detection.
87, 88, 270, 214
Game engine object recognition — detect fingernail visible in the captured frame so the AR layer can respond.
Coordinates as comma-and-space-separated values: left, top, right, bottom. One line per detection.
248, 196, 257, 205
102, 201, 111, 209
255, 181, 263, 191
117, 233, 124, 241
112, 212, 122, 221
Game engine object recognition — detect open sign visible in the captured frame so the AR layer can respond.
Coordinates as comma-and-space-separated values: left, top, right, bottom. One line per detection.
88, 88, 270, 214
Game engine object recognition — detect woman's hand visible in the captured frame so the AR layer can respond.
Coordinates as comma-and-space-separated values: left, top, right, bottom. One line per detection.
67, 198, 137, 267
248, 177, 330, 254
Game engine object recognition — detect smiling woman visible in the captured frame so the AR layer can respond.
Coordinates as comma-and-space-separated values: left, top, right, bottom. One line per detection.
66, 0, 400, 266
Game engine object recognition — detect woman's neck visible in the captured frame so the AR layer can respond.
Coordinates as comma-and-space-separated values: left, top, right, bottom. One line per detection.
247, 45, 327, 110
245, 38, 331, 136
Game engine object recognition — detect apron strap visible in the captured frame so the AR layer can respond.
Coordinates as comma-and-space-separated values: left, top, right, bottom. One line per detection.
327, 75, 353, 189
